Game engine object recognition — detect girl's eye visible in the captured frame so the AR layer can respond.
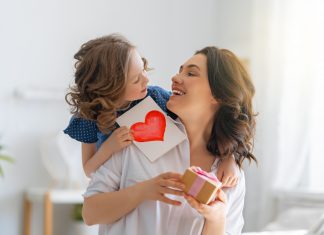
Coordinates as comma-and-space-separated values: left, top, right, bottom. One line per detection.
133, 77, 140, 84
187, 72, 195, 77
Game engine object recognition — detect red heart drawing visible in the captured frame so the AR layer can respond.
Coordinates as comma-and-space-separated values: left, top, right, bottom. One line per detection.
130, 110, 166, 142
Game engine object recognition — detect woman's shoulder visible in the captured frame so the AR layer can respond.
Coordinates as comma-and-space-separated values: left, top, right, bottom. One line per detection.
63, 115, 99, 143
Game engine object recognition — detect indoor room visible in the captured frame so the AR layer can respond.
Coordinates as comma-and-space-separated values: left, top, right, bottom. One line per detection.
1, 0, 323, 235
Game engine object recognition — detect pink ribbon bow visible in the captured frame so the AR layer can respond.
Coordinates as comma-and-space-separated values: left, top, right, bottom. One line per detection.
194, 168, 220, 183
188, 167, 222, 198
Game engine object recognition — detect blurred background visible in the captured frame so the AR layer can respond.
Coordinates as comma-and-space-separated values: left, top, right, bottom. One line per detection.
1, 0, 324, 235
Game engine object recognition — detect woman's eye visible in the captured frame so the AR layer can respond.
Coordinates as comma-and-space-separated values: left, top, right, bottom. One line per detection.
187, 72, 195, 76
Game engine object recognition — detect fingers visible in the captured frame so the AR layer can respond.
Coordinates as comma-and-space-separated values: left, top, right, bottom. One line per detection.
116, 126, 132, 136
160, 179, 185, 190
216, 170, 224, 183
158, 173, 185, 196
160, 172, 183, 180
228, 177, 238, 187
159, 195, 182, 206
217, 170, 238, 187
221, 175, 238, 187
115, 126, 129, 134
156, 172, 185, 198
120, 132, 133, 141
115, 126, 133, 141
216, 189, 227, 204
122, 140, 133, 147
221, 175, 229, 187
222, 176, 238, 188
142, 172, 186, 207
184, 194, 205, 212
160, 186, 184, 196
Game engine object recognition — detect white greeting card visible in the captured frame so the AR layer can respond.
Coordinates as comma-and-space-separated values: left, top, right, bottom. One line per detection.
116, 96, 186, 162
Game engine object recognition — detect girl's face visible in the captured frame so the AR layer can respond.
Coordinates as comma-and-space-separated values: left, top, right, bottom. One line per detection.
167, 53, 218, 118
123, 49, 149, 102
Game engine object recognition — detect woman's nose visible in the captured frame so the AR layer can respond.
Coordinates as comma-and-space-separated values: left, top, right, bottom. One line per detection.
171, 74, 183, 84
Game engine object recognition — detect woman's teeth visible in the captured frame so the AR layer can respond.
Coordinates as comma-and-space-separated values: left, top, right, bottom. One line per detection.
172, 90, 185, 96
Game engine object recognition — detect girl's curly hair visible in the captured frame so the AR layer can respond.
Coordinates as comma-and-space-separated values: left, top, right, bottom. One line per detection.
65, 34, 135, 133
196, 47, 257, 167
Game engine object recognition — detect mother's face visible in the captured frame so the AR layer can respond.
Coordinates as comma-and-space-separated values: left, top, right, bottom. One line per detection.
166, 53, 217, 118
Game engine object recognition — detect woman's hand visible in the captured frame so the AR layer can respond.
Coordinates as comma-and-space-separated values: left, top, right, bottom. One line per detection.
104, 126, 133, 154
140, 172, 185, 206
184, 189, 227, 222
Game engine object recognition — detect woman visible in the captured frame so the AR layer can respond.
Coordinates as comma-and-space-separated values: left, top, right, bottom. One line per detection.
82, 46, 256, 235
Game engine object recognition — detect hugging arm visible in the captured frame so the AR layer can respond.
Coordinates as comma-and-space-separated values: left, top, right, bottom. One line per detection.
81, 126, 133, 177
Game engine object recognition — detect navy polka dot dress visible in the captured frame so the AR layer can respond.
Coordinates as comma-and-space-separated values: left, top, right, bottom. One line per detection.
64, 86, 174, 149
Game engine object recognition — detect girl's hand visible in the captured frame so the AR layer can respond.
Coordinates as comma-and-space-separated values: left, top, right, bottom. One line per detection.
140, 172, 185, 206
105, 126, 133, 154
217, 155, 239, 188
184, 189, 227, 222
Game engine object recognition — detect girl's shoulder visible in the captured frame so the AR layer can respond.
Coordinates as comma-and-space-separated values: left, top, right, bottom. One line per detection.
147, 86, 171, 112
63, 116, 99, 143
117, 86, 177, 118
147, 85, 171, 99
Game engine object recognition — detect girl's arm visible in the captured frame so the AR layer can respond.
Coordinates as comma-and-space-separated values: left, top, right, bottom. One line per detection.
82, 126, 133, 177
82, 143, 112, 177
217, 155, 239, 187
82, 172, 185, 225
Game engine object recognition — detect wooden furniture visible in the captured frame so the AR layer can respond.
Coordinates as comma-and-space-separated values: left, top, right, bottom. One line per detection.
23, 188, 84, 235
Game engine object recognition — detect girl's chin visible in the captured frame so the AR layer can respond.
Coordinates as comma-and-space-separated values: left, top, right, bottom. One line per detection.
141, 87, 147, 93
138, 91, 147, 100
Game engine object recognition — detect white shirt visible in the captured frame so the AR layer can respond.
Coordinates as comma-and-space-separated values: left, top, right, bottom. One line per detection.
84, 118, 245, 235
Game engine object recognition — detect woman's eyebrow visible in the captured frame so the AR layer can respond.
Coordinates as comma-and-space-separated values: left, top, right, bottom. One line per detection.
179, 64, 200, 72
186, 64, 200, 70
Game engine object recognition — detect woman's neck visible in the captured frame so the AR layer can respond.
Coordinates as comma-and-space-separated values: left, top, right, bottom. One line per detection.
180, 112, 215, 150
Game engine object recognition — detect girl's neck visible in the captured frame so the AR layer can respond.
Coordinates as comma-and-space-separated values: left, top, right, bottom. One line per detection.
118, 100, 132, 111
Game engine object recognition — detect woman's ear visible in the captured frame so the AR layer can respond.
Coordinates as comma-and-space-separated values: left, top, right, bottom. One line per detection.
210, 96, 219, 105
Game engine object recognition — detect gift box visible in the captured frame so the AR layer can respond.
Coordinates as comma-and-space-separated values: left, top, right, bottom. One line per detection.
182, 167, 222, 204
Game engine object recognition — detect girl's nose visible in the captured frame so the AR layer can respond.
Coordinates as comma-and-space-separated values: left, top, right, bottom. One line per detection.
142, 72, 149, 85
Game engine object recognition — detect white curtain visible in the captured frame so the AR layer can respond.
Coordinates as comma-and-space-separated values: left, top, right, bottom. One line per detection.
246, 0, 324, 230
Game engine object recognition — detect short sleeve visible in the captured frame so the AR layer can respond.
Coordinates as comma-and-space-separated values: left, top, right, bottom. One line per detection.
148, 86, 171, 112
63, 116, 98, 143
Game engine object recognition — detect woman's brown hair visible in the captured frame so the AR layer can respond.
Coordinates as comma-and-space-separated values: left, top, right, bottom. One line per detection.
65, 34, 135, 133
195, 47, 257, 167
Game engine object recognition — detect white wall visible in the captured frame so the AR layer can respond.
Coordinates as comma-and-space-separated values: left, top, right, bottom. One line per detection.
0, 1, 220, 234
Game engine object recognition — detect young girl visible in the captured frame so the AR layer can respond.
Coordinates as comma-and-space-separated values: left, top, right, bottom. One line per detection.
64, 33, 238, 187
